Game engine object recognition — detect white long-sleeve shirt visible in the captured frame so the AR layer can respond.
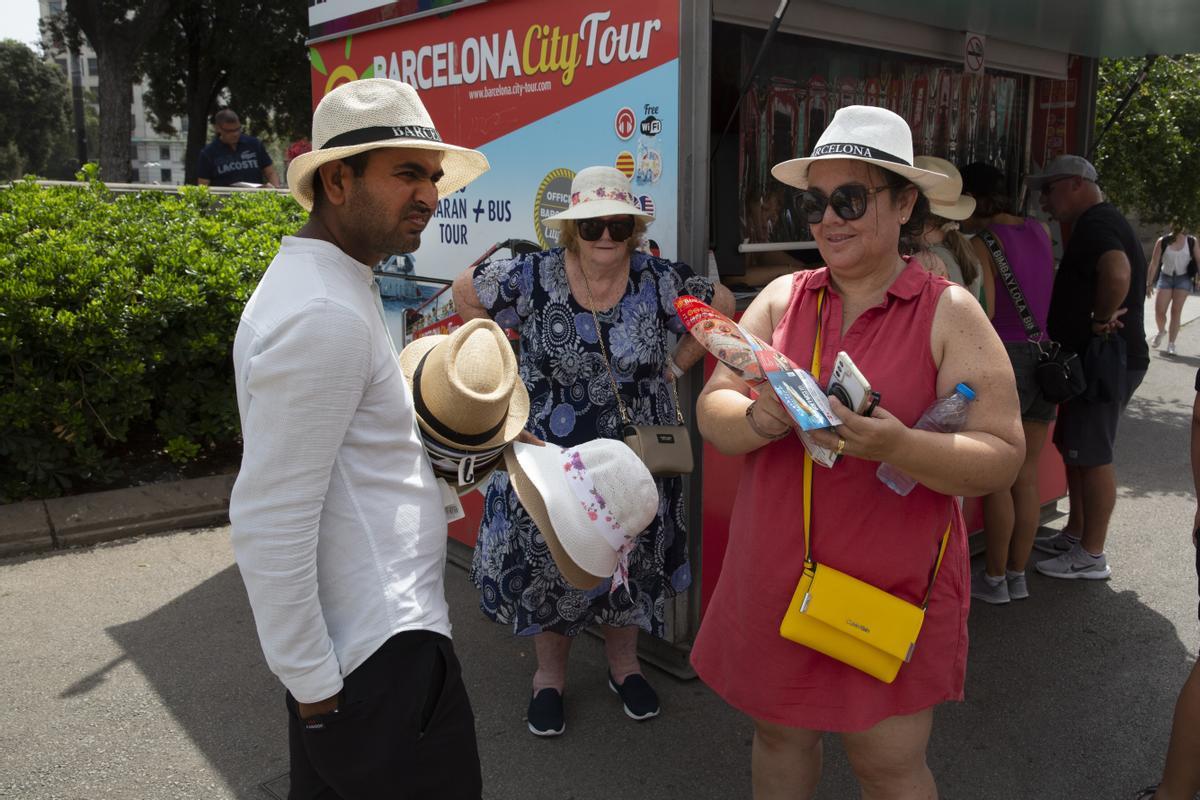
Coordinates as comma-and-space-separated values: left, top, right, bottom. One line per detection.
230, 237, 450, 704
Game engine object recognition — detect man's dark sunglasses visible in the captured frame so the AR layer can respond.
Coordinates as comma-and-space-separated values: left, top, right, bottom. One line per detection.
797, 184, 889, 224
1038, 177, 1071, 195
577, 216, 635, 242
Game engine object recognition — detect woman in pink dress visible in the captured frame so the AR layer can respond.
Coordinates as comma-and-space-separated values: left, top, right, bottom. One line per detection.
692, 106, 1024, 799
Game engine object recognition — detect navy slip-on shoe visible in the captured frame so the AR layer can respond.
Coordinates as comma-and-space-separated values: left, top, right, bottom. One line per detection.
608, 672, 660, 721
527, 688, 565, 736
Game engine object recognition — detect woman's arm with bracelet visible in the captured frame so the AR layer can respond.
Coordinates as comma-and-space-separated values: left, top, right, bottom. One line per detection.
697, 276, 794, 455
808, 284, 1024, 497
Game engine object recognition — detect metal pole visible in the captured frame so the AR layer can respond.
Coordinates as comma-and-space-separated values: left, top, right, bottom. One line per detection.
1089, 54, 1157, 159
70, 51, 88, 166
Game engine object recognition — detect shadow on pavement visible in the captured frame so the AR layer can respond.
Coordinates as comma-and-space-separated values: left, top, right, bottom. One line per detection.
104, 565, 287, 799
1118, 393, 1193, 500
88, 553, 1194, 800
947, 560, 1195, 800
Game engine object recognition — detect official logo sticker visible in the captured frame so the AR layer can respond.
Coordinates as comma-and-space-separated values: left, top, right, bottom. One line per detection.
533, 167, 576, 250
640, 115, 661, 136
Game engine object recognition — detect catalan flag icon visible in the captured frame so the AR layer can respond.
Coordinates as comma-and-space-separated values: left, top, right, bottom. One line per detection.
615, 151, 635, 178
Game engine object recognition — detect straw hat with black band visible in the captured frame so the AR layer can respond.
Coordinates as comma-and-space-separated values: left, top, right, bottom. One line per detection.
287, 78, 491, 212
399, 318, 530, 453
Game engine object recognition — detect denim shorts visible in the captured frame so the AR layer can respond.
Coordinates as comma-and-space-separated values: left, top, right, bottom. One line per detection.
1156, 272, 1194, 291
1005, 341, 1058, 423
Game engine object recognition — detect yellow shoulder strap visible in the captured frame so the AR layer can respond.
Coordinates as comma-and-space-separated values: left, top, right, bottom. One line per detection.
802, 288, 824, 566
803, 286, 951, 607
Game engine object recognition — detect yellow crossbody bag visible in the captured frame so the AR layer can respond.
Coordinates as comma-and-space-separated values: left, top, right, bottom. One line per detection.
777, 289, 951, 684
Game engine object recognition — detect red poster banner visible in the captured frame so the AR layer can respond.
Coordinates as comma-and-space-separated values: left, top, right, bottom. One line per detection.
1029, 55, 1083, 170
308, 0, 680, 148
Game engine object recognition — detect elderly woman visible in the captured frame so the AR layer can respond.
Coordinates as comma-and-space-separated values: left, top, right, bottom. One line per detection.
452, 166, 734, 737
690, 107, 1023, 799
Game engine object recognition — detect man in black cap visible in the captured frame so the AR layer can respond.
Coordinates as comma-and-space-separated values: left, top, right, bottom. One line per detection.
1030, 155, 1149, 581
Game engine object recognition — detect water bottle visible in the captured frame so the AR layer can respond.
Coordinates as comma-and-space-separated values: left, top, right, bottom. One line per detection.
876, 382, 977, 496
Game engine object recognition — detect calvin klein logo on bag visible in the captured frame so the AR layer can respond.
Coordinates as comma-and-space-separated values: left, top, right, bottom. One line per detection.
655, 433, 675, 444
846, 619, 871, 634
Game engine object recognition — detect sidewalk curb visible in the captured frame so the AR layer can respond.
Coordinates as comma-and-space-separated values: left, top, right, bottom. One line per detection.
0, 473, 236, 558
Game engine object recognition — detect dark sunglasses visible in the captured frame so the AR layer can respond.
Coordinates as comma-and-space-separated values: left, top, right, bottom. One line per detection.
1038, 177, 1070, 195
797, 184, 889, 224
577, 216, 635, 242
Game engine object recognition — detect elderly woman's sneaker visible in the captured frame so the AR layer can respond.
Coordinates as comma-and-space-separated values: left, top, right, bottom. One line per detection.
608, 672, 660, 720
527, 688, 565, 736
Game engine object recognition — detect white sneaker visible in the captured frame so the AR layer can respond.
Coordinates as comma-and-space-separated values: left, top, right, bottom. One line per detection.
1006, 571, 1029, 600
1032, 530, 1078, 554
1034, 544, 1111, 580
971, 570, 1010, 605
1151, 331, 1164, 348
1167, 342, 1177, 355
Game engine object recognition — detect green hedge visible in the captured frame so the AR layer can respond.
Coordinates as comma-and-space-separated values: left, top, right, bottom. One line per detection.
0, 170, 306, 502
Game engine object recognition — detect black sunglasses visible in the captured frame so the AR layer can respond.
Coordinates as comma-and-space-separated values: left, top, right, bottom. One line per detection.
797, 184, 889, 224
577, 216, 635, 242
1038, 177, 1071, 195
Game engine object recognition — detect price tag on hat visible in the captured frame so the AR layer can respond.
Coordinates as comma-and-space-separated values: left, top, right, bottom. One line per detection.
437, 478, 465, 522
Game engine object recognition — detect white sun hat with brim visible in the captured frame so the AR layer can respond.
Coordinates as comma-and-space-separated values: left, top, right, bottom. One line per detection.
287, 78, 490, 211
543, 166, 653, 227
398, 318, 530, 453
913, 156, 976, 221
505, 439, 659, 591
771, 105, 950, 194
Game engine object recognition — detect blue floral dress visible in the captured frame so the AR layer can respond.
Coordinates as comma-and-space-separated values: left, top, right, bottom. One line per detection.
468, 248, 715, 638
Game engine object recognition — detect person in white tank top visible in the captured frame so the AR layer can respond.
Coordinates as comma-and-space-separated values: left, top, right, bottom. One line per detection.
1147, 226, 1200, 355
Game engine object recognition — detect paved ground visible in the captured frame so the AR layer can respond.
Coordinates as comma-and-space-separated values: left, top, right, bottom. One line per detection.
2, 297, 1199, 800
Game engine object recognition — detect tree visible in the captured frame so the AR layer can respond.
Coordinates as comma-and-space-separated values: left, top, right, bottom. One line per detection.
1094, 56, 1200, 227
0, 39, 73, 179
139, 0, 310, 184
46, 0, 172, 182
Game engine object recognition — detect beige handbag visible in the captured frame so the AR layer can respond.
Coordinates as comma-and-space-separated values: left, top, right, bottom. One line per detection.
620, 405, 694, 477
581, 267, 694, 477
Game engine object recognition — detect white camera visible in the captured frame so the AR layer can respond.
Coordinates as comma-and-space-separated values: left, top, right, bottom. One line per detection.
827, 351, 874, 415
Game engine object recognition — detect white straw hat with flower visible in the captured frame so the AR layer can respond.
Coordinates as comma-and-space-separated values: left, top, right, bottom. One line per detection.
505, 439, 658, 591
543, 166, 654, 227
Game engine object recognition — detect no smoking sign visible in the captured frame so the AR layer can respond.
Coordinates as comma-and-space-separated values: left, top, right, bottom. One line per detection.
964, 32, 985, 75
614, 107, 636, 140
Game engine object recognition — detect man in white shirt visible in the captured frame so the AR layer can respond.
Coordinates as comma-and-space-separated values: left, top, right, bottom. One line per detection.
229, 79, 489, 798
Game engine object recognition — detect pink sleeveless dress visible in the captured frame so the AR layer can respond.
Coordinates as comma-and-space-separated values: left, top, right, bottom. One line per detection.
690, 263, 969, 732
